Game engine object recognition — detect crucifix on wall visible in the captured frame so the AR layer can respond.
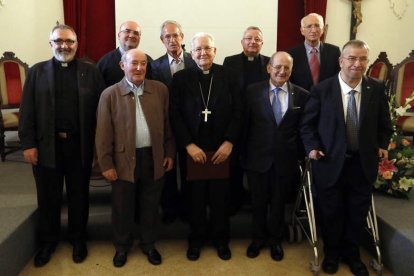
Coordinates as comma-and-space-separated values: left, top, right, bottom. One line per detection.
350, 0, 363, 39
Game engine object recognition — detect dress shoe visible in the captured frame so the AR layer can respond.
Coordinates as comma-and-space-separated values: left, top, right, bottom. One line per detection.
144, 248, 162, 265
72, 242, 88, 263
322, 258, 339, 274
246, 241, 263, 258
113, 251, 127, 267
186, 247, 201, 261
343, 258, 369, 276
270, 244, 284, 261
216, 245, 231, 260
34, 243, 56, 267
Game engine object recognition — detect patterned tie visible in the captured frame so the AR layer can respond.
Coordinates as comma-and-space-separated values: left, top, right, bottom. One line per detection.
309, 47, 320, 85
346, 90, 359, 151
272, 87, 282, 125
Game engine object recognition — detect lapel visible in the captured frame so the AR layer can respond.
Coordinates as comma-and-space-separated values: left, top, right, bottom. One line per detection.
183, 52, 194, 69
319, 42, 328, 76
262, 82, 277, 125
332, 78, 346, 127
359, 77, 371, 126
46, 58, 56, 108
300, 44, 313, 82
160, 54, 172, 84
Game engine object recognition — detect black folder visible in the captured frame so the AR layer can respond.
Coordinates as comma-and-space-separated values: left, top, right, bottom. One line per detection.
186, 152, 230, 181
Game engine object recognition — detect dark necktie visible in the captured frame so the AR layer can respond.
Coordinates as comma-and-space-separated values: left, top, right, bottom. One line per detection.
346, 90, 359, 151
309, 47, 320, 85
272, 87, 282, 125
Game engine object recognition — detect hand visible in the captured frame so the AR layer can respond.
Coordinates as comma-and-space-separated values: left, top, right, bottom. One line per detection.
163, 157, 174, 172
23, 148, 38, 165
102, 168, 118, 182
212, 141, 233, 164
309, 150, 325, 160
378, 148, 388, 160
186, 143, 207, 164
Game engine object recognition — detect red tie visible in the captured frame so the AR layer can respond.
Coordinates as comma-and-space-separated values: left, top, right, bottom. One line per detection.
309, 47, 320, 85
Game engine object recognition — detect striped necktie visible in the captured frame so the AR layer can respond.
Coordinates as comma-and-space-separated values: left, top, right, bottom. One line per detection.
309, 47, 320, 85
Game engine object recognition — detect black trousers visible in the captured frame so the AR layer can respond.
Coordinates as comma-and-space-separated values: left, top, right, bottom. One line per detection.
112, 147, 164, 253
188, 178, 230, 248
315, 155, 372, 261
246, 164, 289, 245
33, 134, 90, 245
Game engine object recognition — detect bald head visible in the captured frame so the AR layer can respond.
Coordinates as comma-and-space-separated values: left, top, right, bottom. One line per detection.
118, 21, 141, 51
120, 49, 147, 86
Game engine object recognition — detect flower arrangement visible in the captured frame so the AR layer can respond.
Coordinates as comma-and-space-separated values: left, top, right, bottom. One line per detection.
374, 92, 414, 198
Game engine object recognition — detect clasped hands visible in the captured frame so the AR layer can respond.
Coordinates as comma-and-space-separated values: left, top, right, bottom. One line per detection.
186, 141, 233, 165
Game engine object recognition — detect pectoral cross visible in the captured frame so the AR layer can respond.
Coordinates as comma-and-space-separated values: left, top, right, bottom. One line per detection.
202, 108, 211, 122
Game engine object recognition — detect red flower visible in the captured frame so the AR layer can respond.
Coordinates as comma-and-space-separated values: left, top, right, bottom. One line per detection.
378, 159, 398, 175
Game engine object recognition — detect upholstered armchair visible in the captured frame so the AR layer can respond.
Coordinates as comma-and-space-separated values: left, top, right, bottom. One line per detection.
0, 51, 29, 161
367, 51, 393, 95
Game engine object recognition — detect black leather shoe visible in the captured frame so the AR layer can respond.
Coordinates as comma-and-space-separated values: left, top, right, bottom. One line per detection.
270, 244, 284, 261
216, 245, 231, 260
186, 247, 200, 261
144, 249, 162, 265
322, 258, 339, 274
343, 258, 369, 276
246, 242, 263, 258
72, 242, 88, 263
34, 243, 56, 267
113, 251, 127, 267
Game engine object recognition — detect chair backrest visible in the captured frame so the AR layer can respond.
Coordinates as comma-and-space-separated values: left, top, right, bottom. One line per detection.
367, 51, 393, 93
392, 50, 414, 108
0, 51, 29, 109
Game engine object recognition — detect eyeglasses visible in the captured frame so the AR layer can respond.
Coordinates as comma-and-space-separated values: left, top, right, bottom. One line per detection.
303, 24, 322, 30
120, 29, 141, 37
192, 47, 215, 54
243, 37, 263, 43
163, 33, 181, 41
51, 39, 76, 46
269, 64, 291, 71
343, 56, 369, 63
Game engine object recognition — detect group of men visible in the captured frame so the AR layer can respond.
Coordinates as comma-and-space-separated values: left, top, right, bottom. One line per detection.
18, 12, 392, 276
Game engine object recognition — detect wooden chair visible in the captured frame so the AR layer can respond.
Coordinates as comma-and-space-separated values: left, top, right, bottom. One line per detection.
367, 51, 393, 94
0, 51, 29, 161
391, 50, 414, 134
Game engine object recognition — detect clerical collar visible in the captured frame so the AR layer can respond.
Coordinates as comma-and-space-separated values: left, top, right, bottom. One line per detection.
168, 51, 184, 64
197, 65, 213, 75
243, 53, 258, 62
53, 57, 76, 68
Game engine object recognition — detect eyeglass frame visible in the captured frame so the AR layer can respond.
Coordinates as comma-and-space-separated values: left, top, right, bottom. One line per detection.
191, 46, 215, 54
119, 28, 141, 37
342, 56, 369, 63
243, 37, 263, 43
50, 39, 77, 46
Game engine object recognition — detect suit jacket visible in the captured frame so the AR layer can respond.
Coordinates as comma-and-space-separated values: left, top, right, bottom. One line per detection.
97, 48, 153, 88
170, 64, 242, 150
287, 42, 340, 91
241, 81, 309, 174
19, 58, 105, 168
151, 52, 196, 88
300, 76, 393, 185
223, 52, 270, 92
95, 78, 175, 182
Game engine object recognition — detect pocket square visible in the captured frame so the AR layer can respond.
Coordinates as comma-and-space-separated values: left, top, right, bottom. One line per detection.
292, 106, 301, 110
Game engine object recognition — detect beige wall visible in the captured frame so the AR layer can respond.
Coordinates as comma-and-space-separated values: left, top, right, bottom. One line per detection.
0, 0, 412, 67
0, 0, 64, 66
326, 0, 414, 65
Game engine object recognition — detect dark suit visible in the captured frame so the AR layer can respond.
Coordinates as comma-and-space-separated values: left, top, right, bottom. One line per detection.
241, 80, 309, 244
19, 58, 105, 244
300, 76, 392, 261
170, 64, 242, 247
151, 52, 196, 88
151, 52, 196, 221
287, 43, 340, 91
223, 52, 270, 92
223, 52, 270, 215
97, 48, 153, 87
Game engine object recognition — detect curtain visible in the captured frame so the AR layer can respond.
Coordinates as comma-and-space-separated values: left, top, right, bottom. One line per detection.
63, 0, 115, 62
277, 0, 328, 50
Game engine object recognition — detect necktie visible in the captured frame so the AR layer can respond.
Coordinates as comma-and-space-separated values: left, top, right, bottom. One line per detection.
346, 90, 359, 151
309, 47, 320, 85
272, 87, 282, 125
